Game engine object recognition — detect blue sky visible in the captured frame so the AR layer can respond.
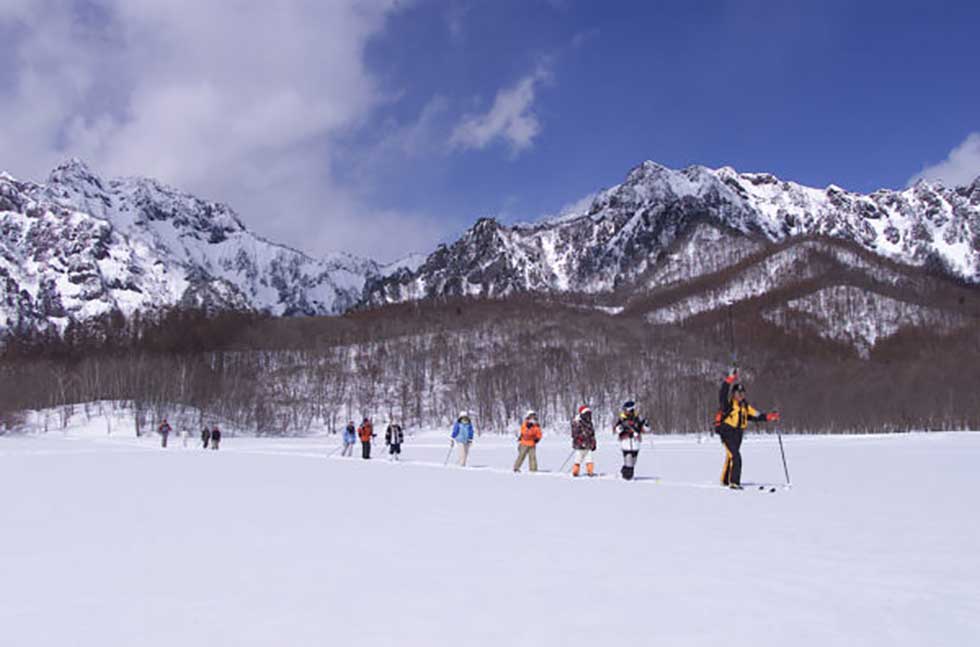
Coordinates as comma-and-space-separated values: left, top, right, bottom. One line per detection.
1, 0, 978, 261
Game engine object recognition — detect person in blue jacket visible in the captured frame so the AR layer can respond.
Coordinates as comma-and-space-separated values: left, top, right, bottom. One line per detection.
341, 421, 356, 457
451, 411, 475, 466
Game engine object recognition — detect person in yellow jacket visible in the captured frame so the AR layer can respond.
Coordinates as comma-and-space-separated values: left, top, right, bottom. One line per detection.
717, 369, 779, 489
513, 411, 543, 473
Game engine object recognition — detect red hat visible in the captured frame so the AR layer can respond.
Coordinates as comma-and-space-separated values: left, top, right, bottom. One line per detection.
578, 405, 591, 415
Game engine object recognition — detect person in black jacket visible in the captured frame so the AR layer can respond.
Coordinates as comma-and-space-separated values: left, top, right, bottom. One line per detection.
158, 419, 172, 448
716, 369, 779, 489
201, 426, 211, 449
385, 422, 404, 461
614, 401, 649, 480
210, 426, 222, 451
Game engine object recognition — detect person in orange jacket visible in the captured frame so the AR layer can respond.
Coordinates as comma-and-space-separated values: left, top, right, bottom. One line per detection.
513, 410, 543, 472
357, 417, 375, 460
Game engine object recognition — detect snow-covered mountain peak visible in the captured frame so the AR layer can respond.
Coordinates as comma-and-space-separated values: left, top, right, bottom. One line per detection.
0, 160, 390, 333
48, 157, 99, 185
367, 159, 980, 306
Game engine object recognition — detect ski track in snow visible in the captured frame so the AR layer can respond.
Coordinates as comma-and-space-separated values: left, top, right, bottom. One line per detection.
1, 425, 979, 646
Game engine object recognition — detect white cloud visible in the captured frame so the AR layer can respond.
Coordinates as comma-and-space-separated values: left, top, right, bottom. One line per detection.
450, 64, 550, 155
0, 0, 453, 261
909, 132, 980, 188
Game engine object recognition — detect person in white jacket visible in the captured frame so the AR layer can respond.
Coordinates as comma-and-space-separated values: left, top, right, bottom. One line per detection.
613, 400, 650, 480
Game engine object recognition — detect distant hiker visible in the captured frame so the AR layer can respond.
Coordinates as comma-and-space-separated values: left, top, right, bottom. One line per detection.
513, 410, 543, 473
385, 422, 404, 461
158, 419, 172, 448
716, 370, 779, 489
571, 405, 597, 477
211, 426, 222, 451
341, 421, 356, 457
451, 411, 475, 466
201, 426, 211, 449
614, 401, 649, 480
358, 417, 375, 459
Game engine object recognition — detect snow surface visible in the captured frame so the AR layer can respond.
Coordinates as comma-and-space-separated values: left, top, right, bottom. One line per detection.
2, 415, 978, 646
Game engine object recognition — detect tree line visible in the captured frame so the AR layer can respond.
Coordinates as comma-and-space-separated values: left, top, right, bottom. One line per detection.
2, 293, 979, 436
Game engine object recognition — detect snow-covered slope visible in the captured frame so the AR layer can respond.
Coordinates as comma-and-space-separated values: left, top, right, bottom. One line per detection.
0, 160, 386, 332
3, 419, 979, 646
367, 161, 980, 304
763, 286, 967, 357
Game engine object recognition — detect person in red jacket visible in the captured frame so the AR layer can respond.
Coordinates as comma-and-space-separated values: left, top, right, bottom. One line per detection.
513, 411, 543, 472
357, 417, 375, 460
570, 405, 597, 477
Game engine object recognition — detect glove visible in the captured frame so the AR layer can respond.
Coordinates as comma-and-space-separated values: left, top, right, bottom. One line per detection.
766, 412, 780, 422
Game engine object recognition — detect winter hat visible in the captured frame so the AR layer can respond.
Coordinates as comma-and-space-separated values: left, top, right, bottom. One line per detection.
459, 410, 469, 419
732, 384, 745, 394
622, 400, 636, 413
526, 410, 538, 420
578, 405, 591, 416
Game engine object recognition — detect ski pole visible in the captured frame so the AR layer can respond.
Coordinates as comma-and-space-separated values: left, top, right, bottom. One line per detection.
443, 441, 455, 466
727, 303, 738, 369
777, 430, 791, 488
327, 443, 345, 458
558, 449, 575, 473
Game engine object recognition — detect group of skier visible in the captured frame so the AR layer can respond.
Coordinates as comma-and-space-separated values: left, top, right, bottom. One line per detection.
341, 368, 779, 488
150, 370, 780, 486
341, 418, 405, 460
496, 399, 650, 480
155, 419, 222, 450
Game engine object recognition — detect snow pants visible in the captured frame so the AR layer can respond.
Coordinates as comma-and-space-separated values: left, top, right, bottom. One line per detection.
572, 448, 594, 476
621, 450, 639, 480
388, 443, 401, 457
161, 433, 168, 448
202, 435, 210, 449
718, 425, 743, 486
457, 441, 471, 466
341, 441, 353, 457
514, 444, 538, 472
211, 438, 220, 450
361, 441, 371, 460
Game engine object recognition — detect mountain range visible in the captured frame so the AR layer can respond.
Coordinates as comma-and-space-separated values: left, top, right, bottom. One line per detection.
2, 158, 978, 353
0, 159, 420, 334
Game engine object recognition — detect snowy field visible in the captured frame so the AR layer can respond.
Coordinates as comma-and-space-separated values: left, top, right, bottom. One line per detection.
2, 419, 979, 646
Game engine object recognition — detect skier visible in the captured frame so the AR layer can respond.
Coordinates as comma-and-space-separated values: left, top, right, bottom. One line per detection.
614, 401, 649, 480
570, 405, 597, 477
716, 369, 780, 489
341, 421, 356, 457
158, 419, 172, 448
513, 410, 543, 473
450, 411, 475, 466
201, 426, 211, 449
357, 417, 375, 460
211, 426, 222, 451
385, 421, 404, 461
